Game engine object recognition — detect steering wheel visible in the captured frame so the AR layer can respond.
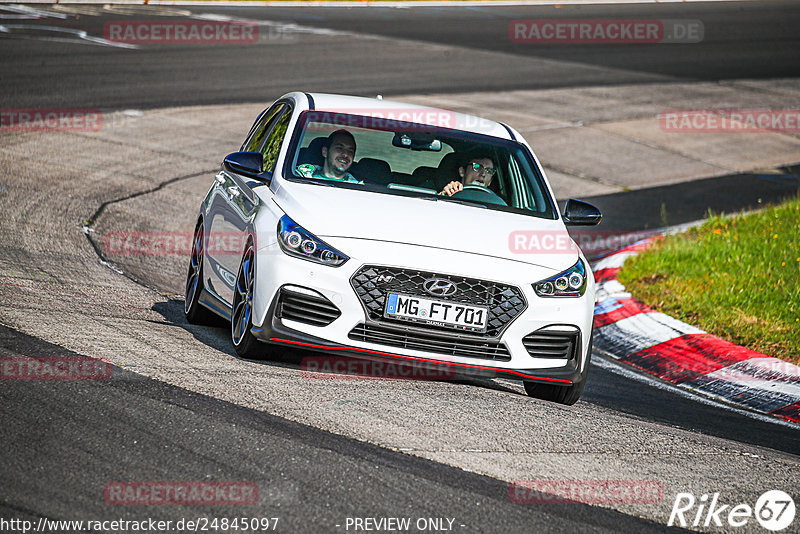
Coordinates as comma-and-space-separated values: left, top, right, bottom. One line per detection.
451, 184, 507, 206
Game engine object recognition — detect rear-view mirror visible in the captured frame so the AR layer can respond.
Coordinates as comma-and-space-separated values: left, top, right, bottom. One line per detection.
392, 133, 442, 151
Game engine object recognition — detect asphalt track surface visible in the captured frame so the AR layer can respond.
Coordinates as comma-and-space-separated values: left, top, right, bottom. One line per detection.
0, 325, 674, 533
1, 2, 800, 533
0, 1, 798, 108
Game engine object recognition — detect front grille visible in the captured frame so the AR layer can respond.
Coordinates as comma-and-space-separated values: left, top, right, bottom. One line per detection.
349, 323, 511, 361
350, 265, 526, 337
522, 330, 580, 359
276, 287, 341, 327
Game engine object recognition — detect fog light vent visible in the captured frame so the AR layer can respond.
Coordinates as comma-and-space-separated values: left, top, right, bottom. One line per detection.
522, 329, 579, 359
276, 287, 341, 327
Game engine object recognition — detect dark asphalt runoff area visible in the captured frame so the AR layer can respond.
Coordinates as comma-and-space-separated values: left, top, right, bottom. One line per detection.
1, 2, 799, 532
582, 164, 800, 234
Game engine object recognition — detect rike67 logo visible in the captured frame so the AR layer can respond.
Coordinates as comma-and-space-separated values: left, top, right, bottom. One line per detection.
668, 490, 795, 531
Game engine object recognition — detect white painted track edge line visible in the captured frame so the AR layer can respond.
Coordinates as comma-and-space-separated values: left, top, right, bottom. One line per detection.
591, 350, 799, 429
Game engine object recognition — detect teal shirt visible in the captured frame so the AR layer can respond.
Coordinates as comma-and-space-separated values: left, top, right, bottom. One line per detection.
296, 164, 361, 184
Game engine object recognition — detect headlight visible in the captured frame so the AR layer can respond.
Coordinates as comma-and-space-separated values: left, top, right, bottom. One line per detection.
533, 258, 587, 297
277, 215, 348, 267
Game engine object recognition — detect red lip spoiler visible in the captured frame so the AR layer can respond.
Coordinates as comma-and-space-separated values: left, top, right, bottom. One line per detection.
269, 337, 573, 384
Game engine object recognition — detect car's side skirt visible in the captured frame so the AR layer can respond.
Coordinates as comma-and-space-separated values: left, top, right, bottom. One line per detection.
198, 287, 232, 322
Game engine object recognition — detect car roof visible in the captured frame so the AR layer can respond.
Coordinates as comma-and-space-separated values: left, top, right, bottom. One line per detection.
298, 92, 514, 141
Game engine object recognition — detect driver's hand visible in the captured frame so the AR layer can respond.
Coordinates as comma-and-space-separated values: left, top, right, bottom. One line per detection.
440, 181, 463, 196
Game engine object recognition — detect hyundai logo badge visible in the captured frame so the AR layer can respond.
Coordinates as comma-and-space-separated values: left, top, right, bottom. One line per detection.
423, 278, 456, 297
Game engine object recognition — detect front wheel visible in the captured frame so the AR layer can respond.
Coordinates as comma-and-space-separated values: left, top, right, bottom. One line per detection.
524, 333, 592, 406
231, 241, 265, 359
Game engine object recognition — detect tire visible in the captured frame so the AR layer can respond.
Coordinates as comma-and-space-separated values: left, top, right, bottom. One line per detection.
524, 332, 592, 406
231, 241, 265, 359
184, 220, 218, 325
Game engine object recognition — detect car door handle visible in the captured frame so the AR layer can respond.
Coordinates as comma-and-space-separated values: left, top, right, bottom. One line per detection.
227, 186, 240, 198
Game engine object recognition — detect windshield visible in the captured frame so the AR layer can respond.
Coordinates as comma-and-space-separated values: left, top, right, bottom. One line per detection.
283, 111, 558, 220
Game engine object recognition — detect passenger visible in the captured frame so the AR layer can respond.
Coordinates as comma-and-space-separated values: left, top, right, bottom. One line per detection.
439, 152, 497, 196
297, 129, 362, 183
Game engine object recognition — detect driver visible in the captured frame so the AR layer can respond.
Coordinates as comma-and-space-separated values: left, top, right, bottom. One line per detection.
439, 151, 497, 196
297, 129, 362, 184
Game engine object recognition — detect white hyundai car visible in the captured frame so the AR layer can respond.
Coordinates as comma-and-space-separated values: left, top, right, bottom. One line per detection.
184, 92, 602, 404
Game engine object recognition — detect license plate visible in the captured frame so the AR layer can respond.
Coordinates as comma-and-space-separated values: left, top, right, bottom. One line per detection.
384, 293, 488, 333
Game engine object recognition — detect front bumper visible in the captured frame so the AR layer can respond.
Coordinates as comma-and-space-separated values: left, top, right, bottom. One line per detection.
251, 239, 594, 385
251, 294, 584, 384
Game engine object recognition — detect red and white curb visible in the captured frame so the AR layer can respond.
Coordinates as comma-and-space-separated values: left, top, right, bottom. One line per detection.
591, 237, 800, 425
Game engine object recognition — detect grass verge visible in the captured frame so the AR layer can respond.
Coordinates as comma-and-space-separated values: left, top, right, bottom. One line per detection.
617, 195, 800, 365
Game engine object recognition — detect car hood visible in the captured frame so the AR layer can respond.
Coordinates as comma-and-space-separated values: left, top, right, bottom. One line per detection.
271, 180, 579, 272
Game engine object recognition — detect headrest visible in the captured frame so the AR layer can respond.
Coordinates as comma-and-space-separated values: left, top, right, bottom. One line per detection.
352, 158, 392, 185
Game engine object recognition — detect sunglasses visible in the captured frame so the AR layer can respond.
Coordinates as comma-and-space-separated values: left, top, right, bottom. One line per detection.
469, 162, 496, 176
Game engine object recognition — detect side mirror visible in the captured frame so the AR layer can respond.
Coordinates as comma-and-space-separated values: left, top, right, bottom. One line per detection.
223, 152, 264, 178
563, 199, 602, 226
